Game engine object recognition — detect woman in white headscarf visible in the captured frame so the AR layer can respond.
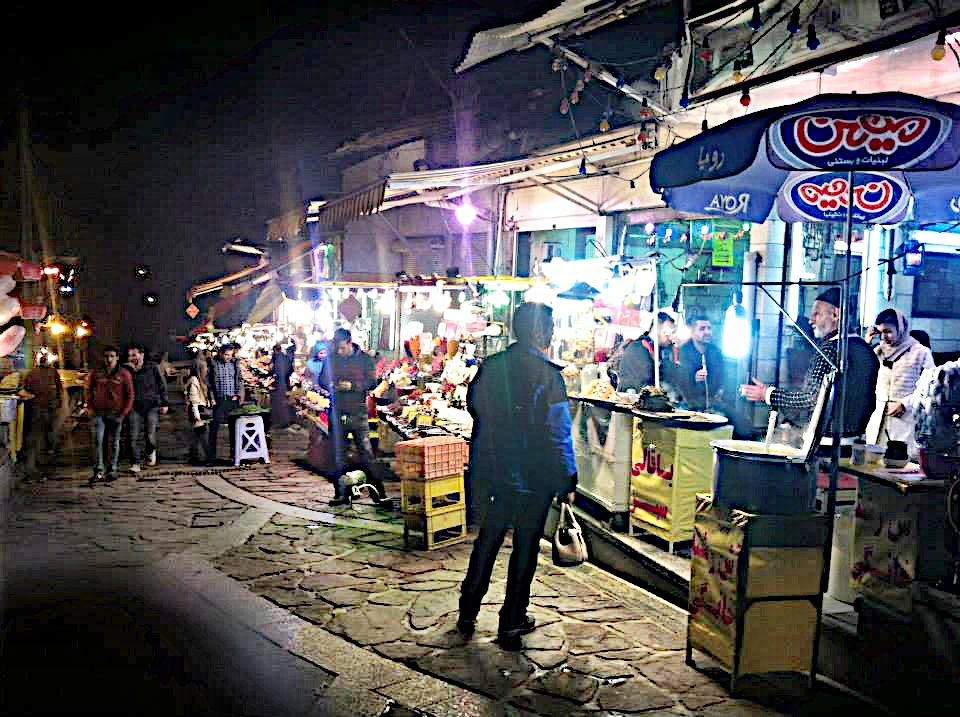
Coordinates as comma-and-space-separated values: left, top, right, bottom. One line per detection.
865, 308, 935, 452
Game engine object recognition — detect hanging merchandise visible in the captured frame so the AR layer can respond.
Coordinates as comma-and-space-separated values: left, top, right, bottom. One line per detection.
339, 292, 362, 322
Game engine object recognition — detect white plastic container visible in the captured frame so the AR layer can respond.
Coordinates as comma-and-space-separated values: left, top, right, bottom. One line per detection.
827, 507, 856, 604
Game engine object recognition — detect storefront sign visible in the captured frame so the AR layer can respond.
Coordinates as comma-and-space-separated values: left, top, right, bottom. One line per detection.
185, 303, 200, 319
703, 192, 750, 216
711, 234, 735, 267
780, 171, 910, 224
770, 109, 951, 170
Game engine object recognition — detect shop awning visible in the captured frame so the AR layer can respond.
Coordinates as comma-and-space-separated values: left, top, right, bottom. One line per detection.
308, 179, 388, 227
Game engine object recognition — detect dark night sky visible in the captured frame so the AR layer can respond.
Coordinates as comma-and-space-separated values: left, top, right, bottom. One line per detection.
0, 0, 680, 356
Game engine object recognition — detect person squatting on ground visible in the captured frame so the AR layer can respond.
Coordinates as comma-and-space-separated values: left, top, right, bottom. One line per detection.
85, 346, 134, 484
185, 353, 215, 465
125, 342, 169, 474
207, 343, 244, 464
23, 353, 64, 478
329, 328, 388, 507
458, 302, 578, 651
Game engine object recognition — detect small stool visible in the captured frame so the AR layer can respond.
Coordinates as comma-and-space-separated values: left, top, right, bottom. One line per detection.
234, 415, 270, 466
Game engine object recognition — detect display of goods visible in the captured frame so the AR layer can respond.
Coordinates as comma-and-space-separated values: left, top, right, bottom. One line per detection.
636, 385, 673, 412
395, 435, 468, 478
581, 379, 616, 401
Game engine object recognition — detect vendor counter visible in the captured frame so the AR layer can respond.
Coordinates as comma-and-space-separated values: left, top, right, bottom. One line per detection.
836, 459, 952, 614
571, 396, 732, 549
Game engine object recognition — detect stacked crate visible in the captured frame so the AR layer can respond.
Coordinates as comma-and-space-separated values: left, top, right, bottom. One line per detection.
395, 436, 469, 550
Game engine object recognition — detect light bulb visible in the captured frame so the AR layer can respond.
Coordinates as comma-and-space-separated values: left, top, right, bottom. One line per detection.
599, 117, 611, 132
807, 24, 820, 50
654, 65, 667, 82
680, 92, 690, 108
733, 60, 743, 83
645, 223, 655, 234
740, 88, 751, 107
748, 2, 762, 31
787, 7, 801, 34
455, 201, 478, 226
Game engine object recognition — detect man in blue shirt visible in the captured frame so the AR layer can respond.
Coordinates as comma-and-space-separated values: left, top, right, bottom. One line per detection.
458, 302, 578, 650
207, 343, 245, 464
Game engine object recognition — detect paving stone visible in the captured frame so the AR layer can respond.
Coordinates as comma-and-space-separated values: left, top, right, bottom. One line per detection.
510, 689, 588, 715
565, 654, 637, 680
317, 587, 377, 607
368, 589, 416, 607
399, 580, 460, 592
414, 623, 473, 649
308, 559, 371, 574
257, 588, 317, 608
480, 582, 507, 604
563, 622, 634, 655
529, 580, 561, 598
521, 623, 565, 651
681, 693, 729, 710
350, 566, 406, 581
595, 679, 676, 713
245, 534, 296, 553
524, 649, 568, 670
416, 643, 533, 699
572, 607, 652, 622
390, 557, 444, 575
408, 590, 460, 629
637, 654, 728, 694
326, 604, 411, 646
595, 647, 654, 662
214, 555, 289, 579
376, 673, 464, 709
614, 621, 685, 652
537, 573, 604, 598
251, 570, 303, 590
372, 641, 434, 661
285, 603, 334, 627
530, 596, 623, 612
529, 670, 599, 704
308, 684, 390, 717
406, 569, 466, 583
301, 573, 378, 591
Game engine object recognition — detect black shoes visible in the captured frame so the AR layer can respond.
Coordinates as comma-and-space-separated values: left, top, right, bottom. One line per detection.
497, 615, 537, 651
456, 618, 476, 636
328, 497, 349, 506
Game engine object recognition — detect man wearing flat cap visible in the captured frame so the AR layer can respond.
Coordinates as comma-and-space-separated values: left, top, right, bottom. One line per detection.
741, 287, 879, 439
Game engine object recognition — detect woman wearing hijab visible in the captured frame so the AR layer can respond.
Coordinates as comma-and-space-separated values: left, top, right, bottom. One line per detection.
865, 308, 934, 451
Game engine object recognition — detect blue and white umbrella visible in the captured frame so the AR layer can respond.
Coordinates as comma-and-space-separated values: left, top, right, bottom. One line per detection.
651, 92, 960, 226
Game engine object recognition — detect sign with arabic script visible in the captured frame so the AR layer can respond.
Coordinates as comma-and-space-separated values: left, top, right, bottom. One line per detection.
779, 171, 910, 224
770, 109, 952, 170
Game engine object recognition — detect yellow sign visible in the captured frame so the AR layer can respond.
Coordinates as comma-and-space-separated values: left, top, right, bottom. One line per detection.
711, 234, 735, 267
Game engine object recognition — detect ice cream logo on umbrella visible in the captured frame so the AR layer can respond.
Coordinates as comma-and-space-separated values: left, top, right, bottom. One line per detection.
771, 109, 950, 170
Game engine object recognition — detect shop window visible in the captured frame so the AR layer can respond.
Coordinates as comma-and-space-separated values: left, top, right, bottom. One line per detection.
912, 253, 960, 318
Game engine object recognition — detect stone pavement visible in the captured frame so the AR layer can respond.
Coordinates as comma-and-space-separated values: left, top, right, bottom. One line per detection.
1, 412, 884, 716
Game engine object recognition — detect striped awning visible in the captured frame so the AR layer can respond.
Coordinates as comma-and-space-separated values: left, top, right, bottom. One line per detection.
308, 179, 388, 227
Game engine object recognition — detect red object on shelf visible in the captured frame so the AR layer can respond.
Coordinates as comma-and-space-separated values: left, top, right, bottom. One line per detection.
816, 471, 859, 491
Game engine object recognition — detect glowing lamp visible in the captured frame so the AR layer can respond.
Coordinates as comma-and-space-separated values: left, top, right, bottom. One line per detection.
455, 202, 478, 227
48, 320, 67, 336
722, 301, 751, 359
653, 65, 667, 82
75, 325, 90, 339
933, 29, 947, 61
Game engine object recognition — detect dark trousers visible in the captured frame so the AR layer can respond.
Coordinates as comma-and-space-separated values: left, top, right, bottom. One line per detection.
208, 398, 239, 462
190, 424, 209, 464
338, 414, 385, 499
24, 406, 57, 473
459, 487, 554, 631
128, 407, 160, 464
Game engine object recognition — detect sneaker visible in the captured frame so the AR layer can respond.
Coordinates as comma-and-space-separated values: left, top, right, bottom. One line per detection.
147, 451, 157, 466
90, 471, 104, 485
129, 464, 141, 474
497, 615, 537, 643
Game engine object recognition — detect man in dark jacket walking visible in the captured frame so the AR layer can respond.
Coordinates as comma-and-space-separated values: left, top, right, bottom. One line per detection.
458, 303, 578, 650
330, 328, 388, 506
207, 343, 244, 465
126, 342, 168, 474
86, 346, 134, 483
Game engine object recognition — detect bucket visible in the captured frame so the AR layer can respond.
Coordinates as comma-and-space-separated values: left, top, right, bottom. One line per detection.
828, 507, 856, 603
711, 439, 815, 514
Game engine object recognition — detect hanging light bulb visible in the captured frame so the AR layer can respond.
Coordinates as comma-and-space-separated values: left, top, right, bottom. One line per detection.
699, 37, 712, 62
639, 97, 652, 119
701, 118, 709, 132
933, 29, 948, 61
599, 116, 611, 132
680, 90, 690, 108
654, 65, 667, 81
806, 23, 820, 50
740, 87, 751, 107
748, 2, 762, 31
579, 157, 588, 175
560, 97, 570, 114
575, 78, 585, 92
732, 60, 744, 83
787, 6, 801, 34
629, 179, 636, 189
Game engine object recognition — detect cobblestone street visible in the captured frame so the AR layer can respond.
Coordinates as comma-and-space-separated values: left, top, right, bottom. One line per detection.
1, 414, 880, 716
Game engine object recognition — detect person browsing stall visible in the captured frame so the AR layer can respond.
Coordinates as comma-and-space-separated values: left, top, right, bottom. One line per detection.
616, 312, 677, 393
741, 288, 879, 441
866, 308, 934, 452
207, 343, 244, 465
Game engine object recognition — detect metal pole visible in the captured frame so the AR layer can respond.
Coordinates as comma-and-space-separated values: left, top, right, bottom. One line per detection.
653, 260, 660, 389
811, 170, 855, 688
776, 224, 793, 386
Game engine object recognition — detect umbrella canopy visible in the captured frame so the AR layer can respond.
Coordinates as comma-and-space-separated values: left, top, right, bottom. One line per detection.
651, 92, 960, 226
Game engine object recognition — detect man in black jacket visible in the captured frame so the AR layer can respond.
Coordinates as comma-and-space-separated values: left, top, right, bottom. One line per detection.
458, 303, 578, 651
126, 342, 168, 474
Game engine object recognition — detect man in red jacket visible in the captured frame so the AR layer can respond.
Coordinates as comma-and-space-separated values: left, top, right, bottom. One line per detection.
85, 346, 134, 484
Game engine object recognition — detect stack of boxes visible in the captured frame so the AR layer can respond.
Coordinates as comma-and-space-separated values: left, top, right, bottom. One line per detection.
395, 435, 469, 549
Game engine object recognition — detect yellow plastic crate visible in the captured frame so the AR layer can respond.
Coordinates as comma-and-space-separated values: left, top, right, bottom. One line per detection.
403, 505, 468, 550
401, 474, 465, 514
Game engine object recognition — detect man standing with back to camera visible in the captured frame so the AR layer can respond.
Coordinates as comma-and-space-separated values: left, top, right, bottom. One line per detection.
458, 302, 578, 651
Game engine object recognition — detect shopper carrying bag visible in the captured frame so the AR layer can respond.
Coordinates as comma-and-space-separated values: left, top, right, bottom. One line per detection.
552, 502, 589, 567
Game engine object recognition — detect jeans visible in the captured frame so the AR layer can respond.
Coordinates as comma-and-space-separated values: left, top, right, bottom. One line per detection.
208, 398, 239, 462
94, 416, 123, 475
128, 407, 160, 465
459, 487, 555, 632
338, 414, 385, 500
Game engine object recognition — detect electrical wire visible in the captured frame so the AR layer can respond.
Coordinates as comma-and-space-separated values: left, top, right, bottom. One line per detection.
743, 0, 827, 82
